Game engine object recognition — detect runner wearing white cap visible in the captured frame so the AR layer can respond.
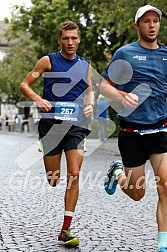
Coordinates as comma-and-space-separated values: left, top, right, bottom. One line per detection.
101, 5, 167, 252
135, 4, 162, 23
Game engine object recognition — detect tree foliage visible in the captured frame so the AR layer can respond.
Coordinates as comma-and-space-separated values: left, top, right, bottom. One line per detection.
0, 33, 39, 103
0, 0, 167, 103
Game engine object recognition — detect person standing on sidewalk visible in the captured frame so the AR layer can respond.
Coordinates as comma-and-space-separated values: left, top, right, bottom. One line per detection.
100, 5, 167, 252
95, 94, 109, 142
19, 20, 94, 247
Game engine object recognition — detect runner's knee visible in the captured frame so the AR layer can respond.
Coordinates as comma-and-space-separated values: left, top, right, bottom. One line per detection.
130, 189, 145, 201
157, 180, 167, 197
68, 169, 80, 178
67, 170, 80, 189
46, 170, 60, 187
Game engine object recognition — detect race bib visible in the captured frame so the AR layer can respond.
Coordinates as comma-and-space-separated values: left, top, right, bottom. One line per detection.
54, 102, 79, 121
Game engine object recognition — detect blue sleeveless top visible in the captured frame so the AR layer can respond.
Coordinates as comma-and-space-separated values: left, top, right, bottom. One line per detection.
42, 52, 89, 125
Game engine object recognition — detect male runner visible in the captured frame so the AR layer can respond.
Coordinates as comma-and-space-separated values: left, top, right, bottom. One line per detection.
101, 5, 167, 252
20, 21, 94, 247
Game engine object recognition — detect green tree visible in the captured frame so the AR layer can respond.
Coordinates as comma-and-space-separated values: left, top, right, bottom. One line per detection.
1, 0, 167, 120
6, 0, 167, 71
0, 32, 39, 104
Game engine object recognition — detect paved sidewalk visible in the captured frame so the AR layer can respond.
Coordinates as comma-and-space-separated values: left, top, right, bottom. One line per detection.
90, 137, 119, 155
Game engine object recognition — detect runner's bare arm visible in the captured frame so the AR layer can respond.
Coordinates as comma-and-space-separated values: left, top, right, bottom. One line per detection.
100, 77, 138, 108
84, 64, 95, 117
100, 77, 126, 100
19, 56, 52, 112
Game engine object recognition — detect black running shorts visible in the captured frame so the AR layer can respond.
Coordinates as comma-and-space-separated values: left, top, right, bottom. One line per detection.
118, 131, 167, 167
38, 118, 90, 156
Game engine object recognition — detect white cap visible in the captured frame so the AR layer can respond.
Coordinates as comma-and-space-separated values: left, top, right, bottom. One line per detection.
135, 5, 162, 23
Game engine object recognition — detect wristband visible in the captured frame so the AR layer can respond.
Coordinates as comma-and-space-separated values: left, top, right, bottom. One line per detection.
86, 103, 94, 109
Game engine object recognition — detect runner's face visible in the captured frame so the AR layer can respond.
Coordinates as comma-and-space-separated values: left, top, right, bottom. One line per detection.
135, 11, 160, 43
58, 29, 80, 59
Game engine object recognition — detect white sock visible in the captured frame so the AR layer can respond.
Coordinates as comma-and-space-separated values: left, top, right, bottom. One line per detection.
114, 169, 124, 179
158, 232, 167, 249
64, 211, 74, 217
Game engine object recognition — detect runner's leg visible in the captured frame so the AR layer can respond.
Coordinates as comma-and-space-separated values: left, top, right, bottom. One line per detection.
65, 149, 84, 212
150, 153, 167, 249
118, 164, 146, 201
43, 154, 62, 187
57, 149, 83, 246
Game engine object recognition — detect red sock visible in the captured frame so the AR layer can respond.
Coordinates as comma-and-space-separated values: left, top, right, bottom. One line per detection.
61, 215, 73, 231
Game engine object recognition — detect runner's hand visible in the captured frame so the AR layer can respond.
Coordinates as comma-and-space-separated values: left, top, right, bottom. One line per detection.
83, 104, 94, 117
35, 98, 52, 112
122, 93, 138, 108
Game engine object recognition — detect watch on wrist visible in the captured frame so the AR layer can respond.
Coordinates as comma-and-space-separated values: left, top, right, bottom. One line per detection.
86, 103, 94, 109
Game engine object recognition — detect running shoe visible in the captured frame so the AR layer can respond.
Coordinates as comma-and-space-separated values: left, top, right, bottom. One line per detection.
159, 247, 167, 252
58, 228, 79, 247
104, 160, 124, 195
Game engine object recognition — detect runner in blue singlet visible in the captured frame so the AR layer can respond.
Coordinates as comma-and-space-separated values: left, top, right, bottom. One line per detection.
100, 5, 167, 252
20, 21, 94, 247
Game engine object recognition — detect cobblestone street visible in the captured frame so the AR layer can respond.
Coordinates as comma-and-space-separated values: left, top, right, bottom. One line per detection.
0, 132, 158, 251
